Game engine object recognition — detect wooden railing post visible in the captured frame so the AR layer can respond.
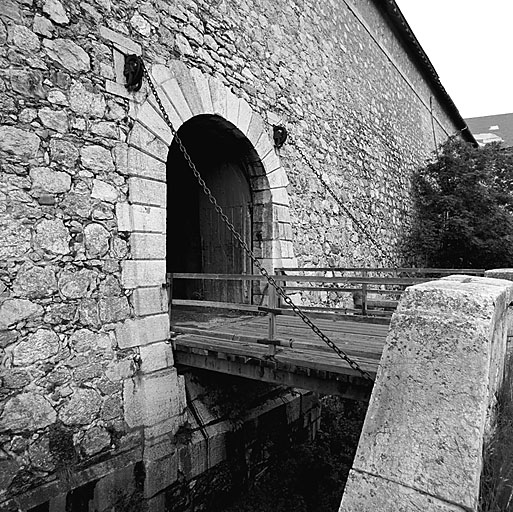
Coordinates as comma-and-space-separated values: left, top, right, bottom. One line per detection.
166, 273, 173, 320
361, 270, 368, 316
268, 284, 277, 353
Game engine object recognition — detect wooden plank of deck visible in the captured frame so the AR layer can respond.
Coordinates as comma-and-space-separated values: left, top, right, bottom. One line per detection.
171, 313, 388, 397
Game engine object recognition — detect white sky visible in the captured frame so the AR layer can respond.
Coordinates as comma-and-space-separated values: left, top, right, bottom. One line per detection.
395, 0, 513, 119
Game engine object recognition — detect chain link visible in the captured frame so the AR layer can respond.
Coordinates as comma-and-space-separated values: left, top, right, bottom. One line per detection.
142, 65, 374, 382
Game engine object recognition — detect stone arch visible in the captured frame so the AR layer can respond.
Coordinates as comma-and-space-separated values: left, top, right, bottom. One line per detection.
124, 59, 295, 279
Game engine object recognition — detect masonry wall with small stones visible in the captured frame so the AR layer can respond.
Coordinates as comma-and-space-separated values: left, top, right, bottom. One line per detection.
0, 0, 464, 509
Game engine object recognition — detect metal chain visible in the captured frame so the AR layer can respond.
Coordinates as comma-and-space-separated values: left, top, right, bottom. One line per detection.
142, 65, 374, 382
289, 141, 399, 267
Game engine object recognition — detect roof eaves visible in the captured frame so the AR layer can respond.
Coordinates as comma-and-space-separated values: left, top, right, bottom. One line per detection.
378, 0, 477, 145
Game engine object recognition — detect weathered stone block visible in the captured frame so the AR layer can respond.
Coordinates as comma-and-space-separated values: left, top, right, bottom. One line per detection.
209, 77, 227, 118
128, 177, 166, 207
121, 260, 166, 288
38, 107, 68, 133
341, 276, 513, 511
12, 329, 60, 366
58, 268, 97, 299
131, 287, 168, 316
0, 126, 40, 158
82, 426, 111, 456
30, 167, 71, 194
70, 328, 111, 354
50, 139, 79, 167
59, 388, 102, 425
190, 67, 213, 113
340, 470, 466, 512
0, 392, 56, 432
81, 145, 115, 173
140, 342, 174, 372
161, 78, 193, 123
92, 179, 118, 203
225, 89, 240, 126
99, 296, 130, 323
34, 218, 70, 255
123, 368, 186, 428
10, 24, 40, 52
130, 233, 166, 259
84, 223, 110, 258
69, 80, 106, 118
132, 102, 172, 145
43, 38, 90, 73
126, 147, 166, 181
115, 314, 169, 348
99, 26, 142, 55
116, 203, 166, 233
0, 299, 43, 328
9, 69, 45, 99
128, 123, 169, 162
144, 452, 178, 498
43, 0, 69, 24
13, 263, 58, 298
237, 98, 253, 135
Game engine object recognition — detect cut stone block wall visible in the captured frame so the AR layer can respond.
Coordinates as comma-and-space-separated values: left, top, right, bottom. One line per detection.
340, 275, 513, 511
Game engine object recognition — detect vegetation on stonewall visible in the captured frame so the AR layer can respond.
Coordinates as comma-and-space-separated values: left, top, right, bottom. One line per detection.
405, 138, 513, 269
479, 353, 513, 511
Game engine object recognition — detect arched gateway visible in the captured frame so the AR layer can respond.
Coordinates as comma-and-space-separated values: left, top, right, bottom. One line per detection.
120, 60, 295, 308
169, 115, 257, 303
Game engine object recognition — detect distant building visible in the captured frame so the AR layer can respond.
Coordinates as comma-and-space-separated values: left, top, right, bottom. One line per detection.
465, 113, 513, 147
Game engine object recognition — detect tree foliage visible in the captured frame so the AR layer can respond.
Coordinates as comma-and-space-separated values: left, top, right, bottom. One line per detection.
405, 138, 513, 269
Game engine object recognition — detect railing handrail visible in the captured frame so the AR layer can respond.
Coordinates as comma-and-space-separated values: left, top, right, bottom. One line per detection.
168, 272, 432, 286
274, 267, 486, 275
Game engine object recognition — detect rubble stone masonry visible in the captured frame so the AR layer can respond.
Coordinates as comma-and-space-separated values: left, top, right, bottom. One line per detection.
0, 0, 464, 509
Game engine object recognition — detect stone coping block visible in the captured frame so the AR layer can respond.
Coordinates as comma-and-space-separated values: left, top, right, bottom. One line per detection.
340, 275, 513, 512
485, 268, 513, 281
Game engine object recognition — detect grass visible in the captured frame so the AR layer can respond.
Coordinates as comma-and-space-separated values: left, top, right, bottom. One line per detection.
480, 352, 513, 511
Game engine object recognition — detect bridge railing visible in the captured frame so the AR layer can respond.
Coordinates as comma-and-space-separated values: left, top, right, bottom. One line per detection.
167, 267, 485, 321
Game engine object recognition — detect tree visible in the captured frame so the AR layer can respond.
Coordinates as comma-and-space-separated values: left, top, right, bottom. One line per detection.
405, 138, 513, 269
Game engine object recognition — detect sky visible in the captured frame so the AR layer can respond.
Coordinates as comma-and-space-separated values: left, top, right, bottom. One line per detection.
395, 0, 513, 119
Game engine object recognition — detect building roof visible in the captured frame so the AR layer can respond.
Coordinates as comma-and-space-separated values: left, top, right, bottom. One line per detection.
378, 0, 477, 145
465, 113, 513, 147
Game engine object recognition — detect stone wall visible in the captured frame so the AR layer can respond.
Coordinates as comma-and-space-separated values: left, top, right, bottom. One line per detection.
340, 275, 513, 511
0, 0, 468, 509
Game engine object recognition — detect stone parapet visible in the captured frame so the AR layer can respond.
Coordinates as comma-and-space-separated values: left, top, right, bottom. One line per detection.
340, 275, 513, 511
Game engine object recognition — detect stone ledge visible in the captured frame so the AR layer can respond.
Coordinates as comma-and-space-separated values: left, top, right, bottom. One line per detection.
99, 26, 142, 55
11, 447, 143, 511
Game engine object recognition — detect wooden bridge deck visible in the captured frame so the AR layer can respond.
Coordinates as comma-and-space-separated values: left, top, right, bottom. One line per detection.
171, 311, 389, 400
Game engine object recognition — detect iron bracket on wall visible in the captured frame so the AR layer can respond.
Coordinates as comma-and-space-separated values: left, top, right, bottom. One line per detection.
273, 125, 288, 149
124, 54, 144, 92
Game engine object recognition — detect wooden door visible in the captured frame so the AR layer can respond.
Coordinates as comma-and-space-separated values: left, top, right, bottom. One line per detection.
199, 161, 252, 303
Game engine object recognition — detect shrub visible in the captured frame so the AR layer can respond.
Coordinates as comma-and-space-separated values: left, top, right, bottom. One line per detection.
405, 138, 513, 269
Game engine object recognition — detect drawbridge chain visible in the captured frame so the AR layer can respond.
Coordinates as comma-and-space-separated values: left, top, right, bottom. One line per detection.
141, 64, 374, 383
